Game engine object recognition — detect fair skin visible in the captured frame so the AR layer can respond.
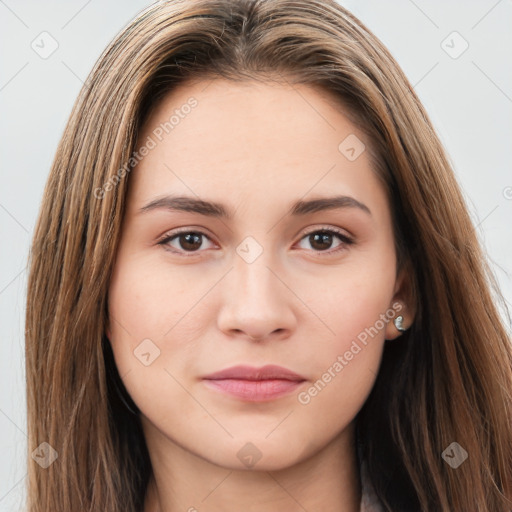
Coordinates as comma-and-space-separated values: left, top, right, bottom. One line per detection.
107, 77, 412, 512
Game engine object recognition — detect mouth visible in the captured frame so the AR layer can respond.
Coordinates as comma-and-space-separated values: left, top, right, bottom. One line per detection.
202, 364, 307, 402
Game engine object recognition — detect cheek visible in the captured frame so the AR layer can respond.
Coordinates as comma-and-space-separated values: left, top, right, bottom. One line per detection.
108, 254, 191, 343
295, 305, 389, 437
106, 248, 219, 382
315, 254, 397, 350
106, 255, 197, 421
296, 254, 396, 416
106, 256, 173, 379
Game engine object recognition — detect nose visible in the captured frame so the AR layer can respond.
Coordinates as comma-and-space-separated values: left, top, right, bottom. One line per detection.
216, 252, 297, 342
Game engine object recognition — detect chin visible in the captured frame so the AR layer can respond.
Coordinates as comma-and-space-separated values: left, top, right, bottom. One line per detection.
203, 436, 307, 472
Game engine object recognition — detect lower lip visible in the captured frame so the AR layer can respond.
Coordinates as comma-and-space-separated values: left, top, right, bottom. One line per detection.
203, 378, 305, 401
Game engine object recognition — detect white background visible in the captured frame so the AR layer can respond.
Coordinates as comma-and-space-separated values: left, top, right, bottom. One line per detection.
1, 0, 511, 509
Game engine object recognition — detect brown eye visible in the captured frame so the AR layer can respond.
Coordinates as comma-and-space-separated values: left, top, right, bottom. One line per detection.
158, 230, 214, 254
176, 232, 203, 251
297, 228, 354, 255
308, 232, 336, 251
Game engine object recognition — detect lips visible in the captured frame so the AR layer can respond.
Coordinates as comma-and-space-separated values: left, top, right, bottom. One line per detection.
203, 364, 306, 382
202, 364, 306, 402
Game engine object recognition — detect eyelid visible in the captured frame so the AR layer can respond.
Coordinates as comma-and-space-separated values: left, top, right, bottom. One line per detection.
296, 225, 354, 256
155, 226, 218, 254
300, 224, 353, 241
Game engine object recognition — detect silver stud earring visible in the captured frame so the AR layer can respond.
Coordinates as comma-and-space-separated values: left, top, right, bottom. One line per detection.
394, 315, 407, 332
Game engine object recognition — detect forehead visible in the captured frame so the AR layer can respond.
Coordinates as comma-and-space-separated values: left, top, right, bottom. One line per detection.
127, 78, 387, 218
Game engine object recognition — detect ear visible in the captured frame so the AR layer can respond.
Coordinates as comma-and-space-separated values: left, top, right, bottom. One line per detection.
385, 261, 416, 340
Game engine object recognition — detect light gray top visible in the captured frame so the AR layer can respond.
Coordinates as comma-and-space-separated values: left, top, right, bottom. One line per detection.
359, 458, 385, 512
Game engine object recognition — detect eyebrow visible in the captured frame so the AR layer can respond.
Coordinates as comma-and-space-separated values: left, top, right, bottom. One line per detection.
138, 194, 371, 218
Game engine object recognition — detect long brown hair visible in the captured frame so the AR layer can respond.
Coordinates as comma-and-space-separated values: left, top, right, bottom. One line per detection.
25, 1, 512, 510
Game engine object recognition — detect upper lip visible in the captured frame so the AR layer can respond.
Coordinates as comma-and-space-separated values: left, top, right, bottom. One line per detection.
203, 364, 306, 381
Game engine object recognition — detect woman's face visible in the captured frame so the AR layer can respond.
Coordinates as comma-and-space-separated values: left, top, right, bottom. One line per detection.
107, 78, 407, 470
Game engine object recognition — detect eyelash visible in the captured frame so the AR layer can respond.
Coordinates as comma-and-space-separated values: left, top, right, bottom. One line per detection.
156, 226, 354, 258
